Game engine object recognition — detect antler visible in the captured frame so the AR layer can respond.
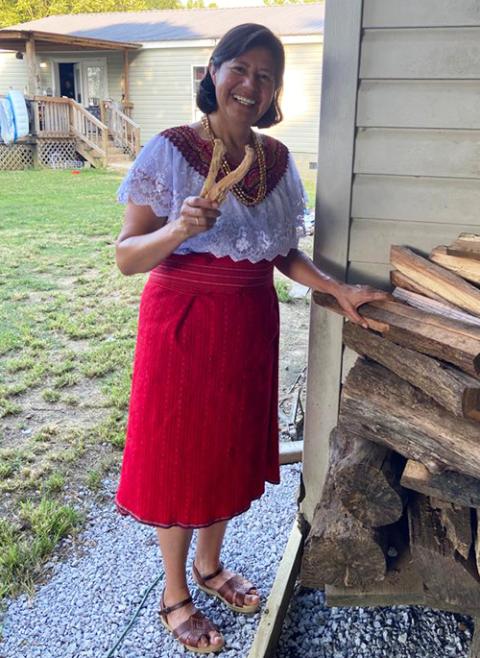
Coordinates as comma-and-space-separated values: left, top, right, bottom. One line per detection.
201, 141, 255, 205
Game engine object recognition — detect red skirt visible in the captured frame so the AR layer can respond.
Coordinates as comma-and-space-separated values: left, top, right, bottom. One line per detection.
115, 253, 280, 528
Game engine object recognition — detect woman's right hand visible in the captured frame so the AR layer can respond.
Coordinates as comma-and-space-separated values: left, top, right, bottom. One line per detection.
174, 196, 221, 240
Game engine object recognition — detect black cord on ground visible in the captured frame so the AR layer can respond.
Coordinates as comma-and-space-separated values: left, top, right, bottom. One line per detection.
102, 573, 163, 658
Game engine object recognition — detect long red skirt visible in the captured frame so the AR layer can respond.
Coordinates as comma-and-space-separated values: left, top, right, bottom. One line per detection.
115, 252, 280, 528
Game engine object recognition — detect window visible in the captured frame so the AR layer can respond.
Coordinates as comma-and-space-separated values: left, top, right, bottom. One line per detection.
192, 66, 207, 121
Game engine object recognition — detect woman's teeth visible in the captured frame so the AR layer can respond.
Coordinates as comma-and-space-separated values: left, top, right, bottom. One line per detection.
233, 95, 255, 106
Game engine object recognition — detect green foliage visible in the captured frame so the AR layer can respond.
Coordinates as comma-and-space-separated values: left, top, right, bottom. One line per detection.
263, 0, 319, 4
0, 0, 218, 28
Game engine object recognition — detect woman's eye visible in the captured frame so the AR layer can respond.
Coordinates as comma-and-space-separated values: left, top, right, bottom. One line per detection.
232, 65, 245, 74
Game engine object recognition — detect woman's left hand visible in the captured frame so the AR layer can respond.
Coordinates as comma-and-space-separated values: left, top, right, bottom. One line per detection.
332, 283, 390, 329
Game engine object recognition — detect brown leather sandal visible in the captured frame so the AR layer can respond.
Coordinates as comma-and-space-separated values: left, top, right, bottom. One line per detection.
159, 591, 224, 654
192, 562, 260, 614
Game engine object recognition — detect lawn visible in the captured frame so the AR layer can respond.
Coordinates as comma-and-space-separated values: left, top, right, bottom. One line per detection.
0, 167, 315, 605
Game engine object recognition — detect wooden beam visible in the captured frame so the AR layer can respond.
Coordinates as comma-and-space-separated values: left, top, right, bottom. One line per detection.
123, 49, 130, 105
279, 441, 303, 465
302, 0, 364, 526
247, 520, 304, 658
25, 36, 40, 97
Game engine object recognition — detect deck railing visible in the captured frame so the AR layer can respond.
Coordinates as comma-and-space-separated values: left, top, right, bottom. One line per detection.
32, 97, 71, 137
70, 99, 108, 165
101, 100, 141, 157
30, 96, 140, 166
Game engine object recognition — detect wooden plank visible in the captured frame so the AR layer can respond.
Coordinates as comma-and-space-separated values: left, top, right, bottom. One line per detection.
357, 80, 480, 130
470, 620, 480, 658
279, 441, 303, 465
342, 321, 480, 419
391, 245, 480, 316
314, 293, 480, 377
392, 288, 480, 329
352, 175, 480, 225
355, 128, 480, 178
363, 0, 480, 28
326, 548, 425, 608
409, 494, 480, 611
301, 0, 363, 526
247, 520, 304, 658
430, 246, 480, 285
447, 234, 480, 260
391, 271, 462, 309
360, 28, 480, 79
349, 218, 476, 263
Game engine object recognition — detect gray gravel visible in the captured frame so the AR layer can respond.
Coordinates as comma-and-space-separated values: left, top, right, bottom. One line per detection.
277, 587, 473, 658
0, 464, 301, 658
0, 462, 474, 658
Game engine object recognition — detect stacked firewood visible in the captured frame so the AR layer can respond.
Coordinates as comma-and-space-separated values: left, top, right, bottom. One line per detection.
302, 234, 480, 619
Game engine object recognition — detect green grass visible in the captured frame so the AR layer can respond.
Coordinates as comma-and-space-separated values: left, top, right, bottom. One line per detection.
0, 169, 140, 600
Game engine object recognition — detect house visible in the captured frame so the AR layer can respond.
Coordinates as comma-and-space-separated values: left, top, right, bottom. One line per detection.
0, 3, 324, 174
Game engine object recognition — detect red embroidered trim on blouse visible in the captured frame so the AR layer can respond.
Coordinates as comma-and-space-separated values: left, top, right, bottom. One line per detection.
161, 125, 289, 205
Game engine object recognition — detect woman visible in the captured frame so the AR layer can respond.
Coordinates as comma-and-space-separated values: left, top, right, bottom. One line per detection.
115, 23, 387, 654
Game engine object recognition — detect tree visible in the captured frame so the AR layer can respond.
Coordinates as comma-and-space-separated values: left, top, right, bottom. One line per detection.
0, 0, 182, 28
263, 0, 318, 5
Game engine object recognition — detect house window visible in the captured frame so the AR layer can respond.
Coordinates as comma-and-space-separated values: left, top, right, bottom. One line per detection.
192, 66, 207, 121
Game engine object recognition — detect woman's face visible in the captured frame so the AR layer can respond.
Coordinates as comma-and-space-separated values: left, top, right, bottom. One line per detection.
210, 46, 277, 127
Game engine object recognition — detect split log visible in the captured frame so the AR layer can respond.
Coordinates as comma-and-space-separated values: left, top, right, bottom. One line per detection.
429, 499, 472, 560
342, 322, 480, 420
313, 292, 480, 378
408, 494, 480, 611
301, 430, 386, 589
393, 287, 480, 328
431, 246, 480, 286
390, 245, 480, 316
391, 269, 461, 308
401, 460, 480, 509
447, 233, 480, 261
333, 432, 405, 527
339, 359, 480, 480
476, 510, 480, 577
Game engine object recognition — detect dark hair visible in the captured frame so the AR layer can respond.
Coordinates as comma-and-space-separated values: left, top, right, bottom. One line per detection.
196, 23, 285, 128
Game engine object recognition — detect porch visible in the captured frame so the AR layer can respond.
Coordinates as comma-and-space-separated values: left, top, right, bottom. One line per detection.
0, 28, 142, 169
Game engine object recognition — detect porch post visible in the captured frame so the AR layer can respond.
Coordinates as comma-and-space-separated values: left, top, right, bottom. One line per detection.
25, 35, 41, 97
123, 49, 130, 105
300, 0, 364, 526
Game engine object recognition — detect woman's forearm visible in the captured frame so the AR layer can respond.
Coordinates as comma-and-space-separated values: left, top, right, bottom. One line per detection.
274, 249, 343, 295
115, 221, 187, 275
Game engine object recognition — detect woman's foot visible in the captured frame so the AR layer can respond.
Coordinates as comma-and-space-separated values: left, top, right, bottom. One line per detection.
192, 562, 261, 614
160, 588, 224, 653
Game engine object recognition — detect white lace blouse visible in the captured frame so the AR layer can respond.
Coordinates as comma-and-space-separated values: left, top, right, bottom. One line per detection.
117, 128, 307, 263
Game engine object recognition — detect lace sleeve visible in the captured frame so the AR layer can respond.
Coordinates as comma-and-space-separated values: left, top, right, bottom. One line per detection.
117, 134, 173, 217
285, 153, 308, 241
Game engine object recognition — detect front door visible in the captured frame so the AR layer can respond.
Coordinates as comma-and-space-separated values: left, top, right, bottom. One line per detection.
79, 60, 108, 111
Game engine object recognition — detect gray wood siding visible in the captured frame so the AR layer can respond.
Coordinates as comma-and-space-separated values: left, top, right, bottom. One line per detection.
0, 52, 28, 95
348, 1, 480, 287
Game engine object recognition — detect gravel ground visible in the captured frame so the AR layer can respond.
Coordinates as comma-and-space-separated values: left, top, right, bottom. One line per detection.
0, 461, 474, 658
0, 464, 301, 658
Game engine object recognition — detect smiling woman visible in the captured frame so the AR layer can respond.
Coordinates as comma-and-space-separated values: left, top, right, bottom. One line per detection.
113, 22, 388, 656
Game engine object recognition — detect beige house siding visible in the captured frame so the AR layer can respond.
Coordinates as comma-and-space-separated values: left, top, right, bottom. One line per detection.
0, 51, 28, 94
348, 0, 480, 288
